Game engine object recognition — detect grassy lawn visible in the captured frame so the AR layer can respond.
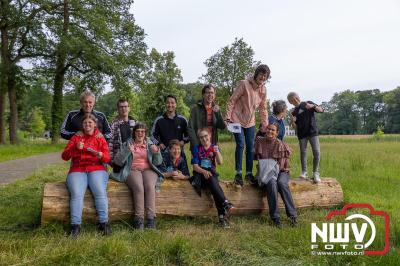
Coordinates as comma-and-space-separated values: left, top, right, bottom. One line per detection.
0, 140, 65, 162
0, 137, 399, 265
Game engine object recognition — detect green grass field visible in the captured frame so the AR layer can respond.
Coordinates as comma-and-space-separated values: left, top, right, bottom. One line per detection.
0, 137, 399, 265
0, 140, 65, 162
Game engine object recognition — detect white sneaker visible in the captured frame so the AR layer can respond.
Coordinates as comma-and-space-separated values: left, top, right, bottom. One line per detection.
313, 172, 321, 183
300, 171, 308, 179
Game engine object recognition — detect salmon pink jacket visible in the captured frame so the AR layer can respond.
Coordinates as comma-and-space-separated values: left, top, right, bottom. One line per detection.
225, 77, 268, 128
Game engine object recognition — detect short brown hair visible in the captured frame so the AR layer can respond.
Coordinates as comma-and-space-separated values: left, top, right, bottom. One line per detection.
202, 84, 215, 95
132, 122, 147, 140
168, 139, 182, 149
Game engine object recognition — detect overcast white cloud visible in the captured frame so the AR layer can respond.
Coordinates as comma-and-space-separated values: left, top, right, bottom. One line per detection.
133, 0, 400, 103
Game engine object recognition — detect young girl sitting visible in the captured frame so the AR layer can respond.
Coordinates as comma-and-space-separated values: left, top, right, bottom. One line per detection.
255, 123, 298, 228
191, 127, 235, 228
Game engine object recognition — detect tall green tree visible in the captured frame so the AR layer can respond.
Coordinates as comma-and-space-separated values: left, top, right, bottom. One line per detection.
40, 0, 147, 143
139, 48, 188, 126
201, 38, 259, 109
330, 90, 360, 134
356, 89, 384, 134
0, 0, 56, 144
383, 87, 400, 133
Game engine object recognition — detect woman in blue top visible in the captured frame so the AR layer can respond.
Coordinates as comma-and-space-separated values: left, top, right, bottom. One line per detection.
191, 127, 235, 228
268, 100, 288, 140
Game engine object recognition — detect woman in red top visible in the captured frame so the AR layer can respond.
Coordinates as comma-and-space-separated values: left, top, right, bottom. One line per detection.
62, 114, 111, 237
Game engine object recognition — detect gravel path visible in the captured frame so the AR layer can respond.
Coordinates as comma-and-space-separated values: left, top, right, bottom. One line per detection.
0, 152, 63, 186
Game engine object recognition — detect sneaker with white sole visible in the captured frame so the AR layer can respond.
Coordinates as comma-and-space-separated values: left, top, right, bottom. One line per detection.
313, 172, 321, 183
300, 171, 308, 179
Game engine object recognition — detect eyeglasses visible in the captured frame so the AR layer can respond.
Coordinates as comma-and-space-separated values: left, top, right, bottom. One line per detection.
199, 135, 208, 139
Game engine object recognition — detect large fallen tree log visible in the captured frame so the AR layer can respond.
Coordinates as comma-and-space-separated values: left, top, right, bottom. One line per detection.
41, 178, 343, 224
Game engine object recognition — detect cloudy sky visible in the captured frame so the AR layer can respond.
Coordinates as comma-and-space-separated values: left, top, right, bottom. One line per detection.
133, 0, 400, 103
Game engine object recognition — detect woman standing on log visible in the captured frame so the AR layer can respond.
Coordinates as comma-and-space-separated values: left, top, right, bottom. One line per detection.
191, 127, 235, 228
61, 114, 111, 237
111, 122, 163, 230
224, 64, 270, 187
254, 123, 298, 228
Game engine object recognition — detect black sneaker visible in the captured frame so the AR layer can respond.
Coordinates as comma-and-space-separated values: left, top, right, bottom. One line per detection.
146, 218, 156, 229
272, 218, 282, 229
98, 222, 112, 236
290, 216, 298, 227
222, 201, 236, 218
70, 224, 81, 238
218, 216, 230, 229
234, 174, 243, 187
133, 217, 144, 230
245, 173, 258, 186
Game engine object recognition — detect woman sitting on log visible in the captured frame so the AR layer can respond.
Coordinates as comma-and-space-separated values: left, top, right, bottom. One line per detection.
61, 114, 111, 237
111, 122, 163, 230
160, 139, 190, 180
191, 127, 235, 228
255, 123, 298, 228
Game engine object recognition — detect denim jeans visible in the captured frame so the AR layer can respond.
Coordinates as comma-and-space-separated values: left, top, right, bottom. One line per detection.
66, 170, 109, 225
233, 126, 255, 174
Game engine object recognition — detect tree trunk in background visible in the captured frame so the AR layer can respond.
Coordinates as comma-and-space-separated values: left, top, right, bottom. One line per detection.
7, 72, 18, 144
0, 85, 5, 144
1, 3, 18, 144
51, 0, 69, 144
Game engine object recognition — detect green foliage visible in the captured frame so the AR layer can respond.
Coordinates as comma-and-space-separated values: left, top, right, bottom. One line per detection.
0, 141, 64, 162
383, 87, 400, 133
139, 48, 189, 126
373, 126, 385, 141
201, 38, 259, 110
318, 87, 400, 135
27, 107, 46, 137
178, 82, 203, 108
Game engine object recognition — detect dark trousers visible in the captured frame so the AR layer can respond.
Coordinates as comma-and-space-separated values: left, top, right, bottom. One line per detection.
193, 172, 227, 216
265, 171, 297, 220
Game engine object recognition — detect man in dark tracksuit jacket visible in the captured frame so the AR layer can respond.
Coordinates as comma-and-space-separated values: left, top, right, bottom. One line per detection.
151, 113, 189, 149
60, 90, 112, 141
151, 95, 189, 161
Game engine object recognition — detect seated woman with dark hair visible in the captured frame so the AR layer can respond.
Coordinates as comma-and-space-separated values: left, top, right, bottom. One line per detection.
61, 114, 111, 237
191, 127, 235, 228
160, 139, 190, 180
255, 123, 298, 228
111, 122, 163, 230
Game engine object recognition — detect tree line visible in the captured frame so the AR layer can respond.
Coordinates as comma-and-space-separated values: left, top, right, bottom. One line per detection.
1, 1, 399, 145
316, 88, 400, 135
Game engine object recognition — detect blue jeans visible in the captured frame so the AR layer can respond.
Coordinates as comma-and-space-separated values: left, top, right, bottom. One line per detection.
66, 170, 109, 225
233, 126, 255, 174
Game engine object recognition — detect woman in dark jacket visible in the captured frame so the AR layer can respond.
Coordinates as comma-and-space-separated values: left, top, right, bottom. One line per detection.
160, 139, 190, 180
62, 114, 111, 237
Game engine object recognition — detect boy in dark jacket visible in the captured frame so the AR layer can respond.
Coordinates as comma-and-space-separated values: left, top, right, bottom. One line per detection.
287, 92, 324, 183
